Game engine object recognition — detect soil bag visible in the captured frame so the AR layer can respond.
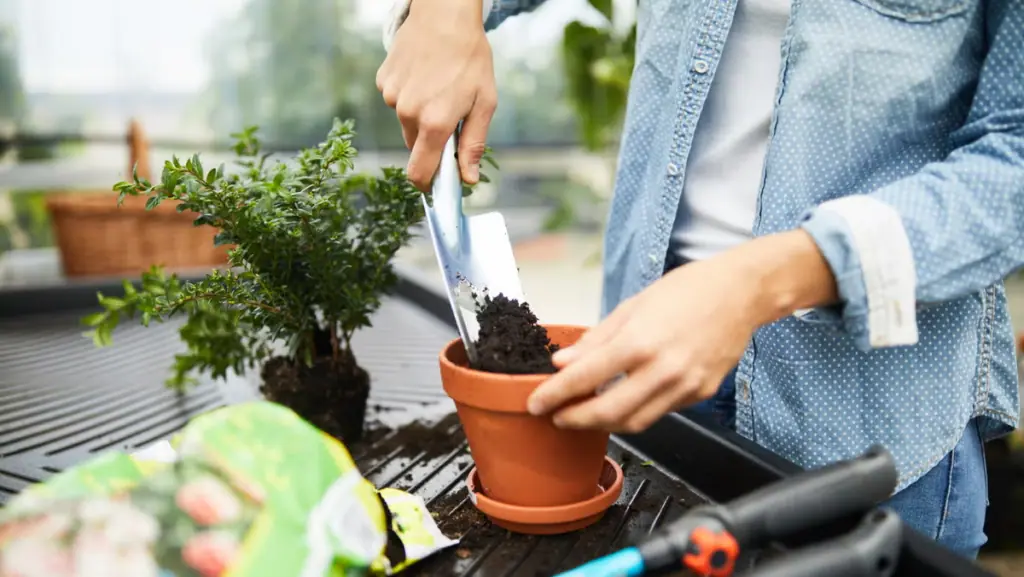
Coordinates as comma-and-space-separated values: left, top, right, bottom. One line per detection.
0, 401, 457, 577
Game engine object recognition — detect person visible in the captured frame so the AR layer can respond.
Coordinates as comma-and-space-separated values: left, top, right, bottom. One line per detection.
376, 0, 1023, 559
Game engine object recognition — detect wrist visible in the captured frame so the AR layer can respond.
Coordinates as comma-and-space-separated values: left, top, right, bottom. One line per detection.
409, 0, 485, 20
731, 230, 839, 326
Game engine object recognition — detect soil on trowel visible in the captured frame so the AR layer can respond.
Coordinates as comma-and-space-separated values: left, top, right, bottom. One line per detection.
471, 294, 559, 375
260, 355, 369, 444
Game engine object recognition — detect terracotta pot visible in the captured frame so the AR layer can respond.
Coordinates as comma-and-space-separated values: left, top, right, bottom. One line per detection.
439, 325, 609, 507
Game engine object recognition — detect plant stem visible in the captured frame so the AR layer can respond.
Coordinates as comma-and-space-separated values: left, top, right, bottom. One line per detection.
329, 322, 340, 365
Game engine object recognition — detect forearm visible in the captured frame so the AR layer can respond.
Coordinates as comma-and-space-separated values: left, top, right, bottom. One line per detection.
724, 230, 840, 327
384, 0, 547, 45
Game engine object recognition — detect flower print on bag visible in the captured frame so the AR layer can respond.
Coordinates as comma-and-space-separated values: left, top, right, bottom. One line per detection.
175, 476, 242, 526
1, 536, 74, 577
181, 530, 241, 577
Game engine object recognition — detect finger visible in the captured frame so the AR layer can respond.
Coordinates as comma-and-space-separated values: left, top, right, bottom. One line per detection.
457, 92, 497, 185
394, 95, 417, 149
375, 63, 389, 94
400, 121, 415, 150
550, 358, 674, 431
382, 82, 400, 109
407, 131, 448, 191
406, 109, 454, 191
553, 298, 636, 367
527, 337, 637, 416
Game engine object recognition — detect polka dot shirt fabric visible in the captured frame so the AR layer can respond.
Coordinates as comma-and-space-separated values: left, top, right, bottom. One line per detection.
487, 0, 1023, 490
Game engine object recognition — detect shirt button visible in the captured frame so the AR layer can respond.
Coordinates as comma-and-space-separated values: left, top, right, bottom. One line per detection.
667, 162, 680, 176
693, 59, 709, 74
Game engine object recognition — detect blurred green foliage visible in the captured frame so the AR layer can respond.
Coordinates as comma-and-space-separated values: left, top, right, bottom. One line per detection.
562, 0, 636, 152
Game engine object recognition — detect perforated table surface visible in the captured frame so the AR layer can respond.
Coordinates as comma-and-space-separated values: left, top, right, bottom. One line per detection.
0, 279, 709, 576
0, 262, 992, 577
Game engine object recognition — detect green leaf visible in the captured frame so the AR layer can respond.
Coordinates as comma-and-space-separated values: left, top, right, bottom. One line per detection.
587, 0, 613, 22
99, 296, 126, 310
194, 214, 216, 227
145, 196, 161, 211
90, 322, 114, 347
81, 313, 106, 327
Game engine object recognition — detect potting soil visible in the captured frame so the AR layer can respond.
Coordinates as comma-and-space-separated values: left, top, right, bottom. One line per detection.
471, 294, 559, 374
261, 355, 370, 444
0, 402, 456, 577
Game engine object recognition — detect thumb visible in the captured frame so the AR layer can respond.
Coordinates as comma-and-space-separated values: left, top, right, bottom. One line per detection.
458, 92, 496, 185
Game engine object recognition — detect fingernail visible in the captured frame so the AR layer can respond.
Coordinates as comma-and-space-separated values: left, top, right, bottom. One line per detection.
468, 163, 480, 182
527, 394, 545, 416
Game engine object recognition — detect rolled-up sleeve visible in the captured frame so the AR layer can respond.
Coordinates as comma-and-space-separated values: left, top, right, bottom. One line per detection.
384, 0, 548, 48
798, 1, 1024, 352
485, 0, 549, 29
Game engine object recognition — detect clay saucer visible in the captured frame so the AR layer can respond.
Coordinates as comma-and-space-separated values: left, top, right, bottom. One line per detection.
465, 456, 624, 535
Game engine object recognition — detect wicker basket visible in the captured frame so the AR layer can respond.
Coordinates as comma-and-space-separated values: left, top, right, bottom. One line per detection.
45, 120, 229, 278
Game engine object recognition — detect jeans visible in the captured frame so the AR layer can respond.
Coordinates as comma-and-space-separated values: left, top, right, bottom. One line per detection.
884, 419, 989, 559
690, 367, 737, 430
665, 253, 989, 559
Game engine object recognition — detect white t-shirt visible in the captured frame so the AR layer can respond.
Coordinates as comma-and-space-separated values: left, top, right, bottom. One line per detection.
669, 0, 793, 262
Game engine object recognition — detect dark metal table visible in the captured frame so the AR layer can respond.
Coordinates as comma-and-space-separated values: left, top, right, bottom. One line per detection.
0, 265, 996, 577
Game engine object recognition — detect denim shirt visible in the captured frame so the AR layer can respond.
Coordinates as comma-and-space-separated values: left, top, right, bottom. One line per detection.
435, 0, 1024, 490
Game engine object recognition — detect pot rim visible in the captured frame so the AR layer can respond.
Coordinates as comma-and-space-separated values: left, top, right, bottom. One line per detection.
438, 324, 589, 413
438, 323, 589, 380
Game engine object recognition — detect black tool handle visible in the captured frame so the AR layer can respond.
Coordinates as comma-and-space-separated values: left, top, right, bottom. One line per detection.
722, 444, 897, 545
744, 508, 903, 577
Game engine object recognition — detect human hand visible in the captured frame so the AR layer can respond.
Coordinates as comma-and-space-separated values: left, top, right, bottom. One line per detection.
377, 0, 497, 191
526, 231, 838, 433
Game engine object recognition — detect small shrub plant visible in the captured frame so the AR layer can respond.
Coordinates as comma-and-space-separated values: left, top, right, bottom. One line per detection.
82, 119, 495, 441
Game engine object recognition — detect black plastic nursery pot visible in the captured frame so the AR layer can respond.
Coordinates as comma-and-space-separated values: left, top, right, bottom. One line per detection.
0, 256, 998, 577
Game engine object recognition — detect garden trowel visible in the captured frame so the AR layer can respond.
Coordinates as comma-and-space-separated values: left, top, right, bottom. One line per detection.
421, 131, 524, 364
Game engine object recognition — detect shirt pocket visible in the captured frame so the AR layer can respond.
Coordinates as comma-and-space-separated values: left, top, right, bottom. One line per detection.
849, 0, 970, 22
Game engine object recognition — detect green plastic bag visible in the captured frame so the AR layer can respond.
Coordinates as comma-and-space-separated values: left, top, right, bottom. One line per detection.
0, 402, 456, 577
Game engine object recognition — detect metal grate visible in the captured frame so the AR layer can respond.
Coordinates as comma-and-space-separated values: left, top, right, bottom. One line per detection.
0, 293, 716, 576
353, 415, 707, 577
0, 296, 455, 503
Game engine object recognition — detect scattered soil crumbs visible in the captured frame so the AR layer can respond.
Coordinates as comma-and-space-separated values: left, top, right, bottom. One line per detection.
370, 412, 464, 459
260, 355, 369, 444
471, 294, 559, 375
430, 491, 490, 539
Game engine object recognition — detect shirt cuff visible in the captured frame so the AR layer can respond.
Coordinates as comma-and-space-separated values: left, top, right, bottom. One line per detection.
799, 195, 919, 350
383, 0, 494, 51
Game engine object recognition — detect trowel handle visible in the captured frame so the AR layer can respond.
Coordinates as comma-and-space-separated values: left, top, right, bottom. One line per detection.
428, 132, 465, 255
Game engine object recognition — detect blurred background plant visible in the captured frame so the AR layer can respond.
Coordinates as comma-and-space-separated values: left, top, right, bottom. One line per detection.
550, 0, 637, 260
